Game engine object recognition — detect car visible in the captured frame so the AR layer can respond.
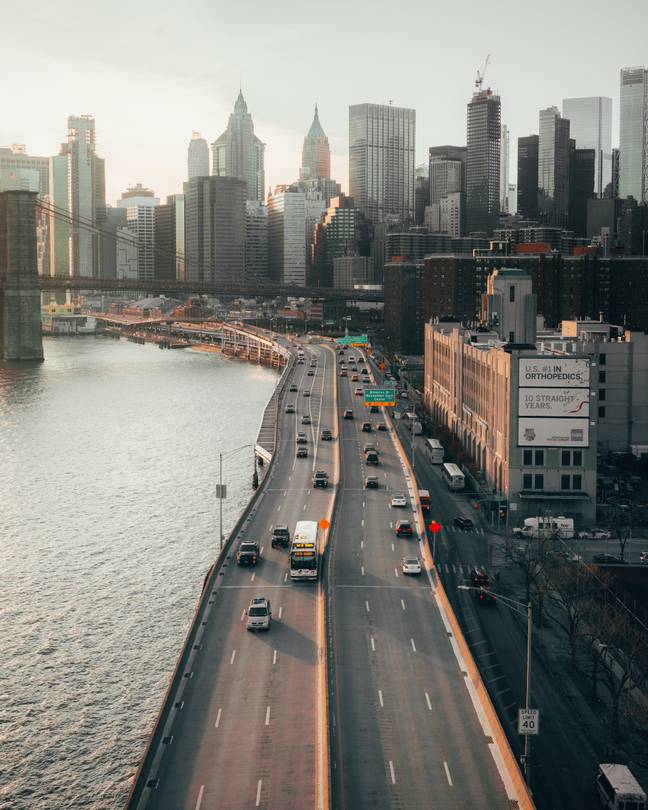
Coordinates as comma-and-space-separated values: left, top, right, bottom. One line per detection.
363, 444, 377, 454
592, 554, 626, 564
310, 360, 317, 367
271, 525, 290, 549
395, 520, 413, 537
399, 391, 409, 399
296, 432, 307, 444
350, 366, 358, 372
391, 493, 407, 507
639, 550, 648, 564
577, 528, 612, 540
297, 358, 305, 364
343, 409, 354, 419
302, 415, 311, 424
296, 446, 308, 458
361, 422, 372, 432
285, 404, 295, 414
470, 566, 490, 587
289, 384, 298, 392
321, 429, 332, 441
365, 476, 379, 489
454, 516, 474, 531
365, 451, 380, 465
313, 470, 329, 488
237, 541, 260, 566
370, 405, 380, 414
246, 597, 271, 631
354, 387, 363, 396
401, 556, 422, 575
340, 369, 348, 377
307, 370, 315, 377
303, 390, 311, 397
351, 374, 359, 382
377, 423, 388, 431
349, 356, 355, 363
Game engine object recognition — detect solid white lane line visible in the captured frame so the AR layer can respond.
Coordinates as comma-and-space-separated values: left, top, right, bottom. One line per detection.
265, 706, 271, 726
278, 606, 283, 619
365, 600, 371, 613
389, 760, 396, 784
215, 708, 222, 728
273, 649, 277, 665
250, 572, 256, 582
230, 649, 236, 665
195, 785, 205, 810
378, 690, 384, 707
401, 599, 406, 611
256, 779, 262, 807
370, 636, 376, 651
361, 566, 365, 576
240, 610, 245, 622
425, 692, 432, 711
410, 638, 417, 652
444, 761, 453, 786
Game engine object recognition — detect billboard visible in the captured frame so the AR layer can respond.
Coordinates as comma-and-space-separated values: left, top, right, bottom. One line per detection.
518, 387, 590, 417
518, 358, 590, 388
518, 418, 590, 447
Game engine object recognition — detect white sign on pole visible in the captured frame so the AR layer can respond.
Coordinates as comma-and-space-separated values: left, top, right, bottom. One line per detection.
518, 708, 540, 735
518, 387, 590, 417
518, 417, 589, 447
518, 358, 590, 388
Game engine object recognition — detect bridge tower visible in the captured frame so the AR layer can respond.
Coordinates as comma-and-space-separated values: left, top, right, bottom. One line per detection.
0, 190, 43, 361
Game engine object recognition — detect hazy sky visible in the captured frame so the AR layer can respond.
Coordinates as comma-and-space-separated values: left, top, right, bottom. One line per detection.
2, 0, 646, 205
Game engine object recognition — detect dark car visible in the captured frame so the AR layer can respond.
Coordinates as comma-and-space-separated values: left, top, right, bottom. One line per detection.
296, 446, 308, 458
377, 423, 388, 431
470, 567, 496, 603
307, 370, 314, 376
370, 405, 380, 414
237, 541, 260, 566
303, 390, 311, 398
365, 476, 379, 489
592, 554, 626, 565
395, 520, 413, 537
321, 429, 333, 441
271, 525, 290, 549
361, 422, 372, 432
343, 409, 354, 419
454, 516, 474, 531
289, 384, 298, 392
365, 451, 380, 465
313, 470, 329, 488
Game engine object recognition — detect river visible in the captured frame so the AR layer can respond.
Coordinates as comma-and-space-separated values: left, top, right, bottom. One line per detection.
0, 337, 279, 809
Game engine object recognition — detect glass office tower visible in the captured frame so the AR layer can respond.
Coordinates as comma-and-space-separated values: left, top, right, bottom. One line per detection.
538, 107, 571, 228
562, 97, 612, 198
619, 67, 648, 202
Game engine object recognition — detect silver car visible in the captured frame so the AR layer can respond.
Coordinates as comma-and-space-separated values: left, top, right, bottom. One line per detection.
246, 597, 272, 631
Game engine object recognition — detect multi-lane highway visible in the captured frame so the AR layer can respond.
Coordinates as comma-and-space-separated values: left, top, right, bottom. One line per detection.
147, 344, 336, 810
327, 350, 512, 809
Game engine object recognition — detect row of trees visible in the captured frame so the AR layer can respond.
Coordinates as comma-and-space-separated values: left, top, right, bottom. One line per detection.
505, 533, 648, 741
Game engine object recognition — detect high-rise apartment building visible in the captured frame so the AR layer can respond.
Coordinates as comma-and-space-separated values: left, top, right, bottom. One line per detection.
301, 105, 331, 181
267, 186, 307, 286
188, 132, 210, 179
619, 67, 648, 202
562, 97, 612, 198
349, 103, 415, 225
185, 175, 246, 284
538, 107, 571, 227
245, 200, 268, 283
500, 124, 510, 213
414, 163, 429, 226
154, 194, 185, 281
429, 146, 465, 204
466, 89, 501, 233
212, 91, 265, 202
49, 115, 105, 277
517, 135, 539, 221
116, 184, 159, 282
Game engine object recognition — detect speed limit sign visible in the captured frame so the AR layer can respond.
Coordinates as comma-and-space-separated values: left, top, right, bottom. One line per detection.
518, 708, 539, 735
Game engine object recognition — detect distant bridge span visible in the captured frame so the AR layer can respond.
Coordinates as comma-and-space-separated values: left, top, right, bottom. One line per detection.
39, 275, 384, 303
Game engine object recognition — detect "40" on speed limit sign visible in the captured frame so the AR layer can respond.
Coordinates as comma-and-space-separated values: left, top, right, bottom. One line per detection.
518, 708, 540, 735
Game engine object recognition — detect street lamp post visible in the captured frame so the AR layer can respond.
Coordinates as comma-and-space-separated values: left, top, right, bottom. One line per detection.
217, 443, 254, 553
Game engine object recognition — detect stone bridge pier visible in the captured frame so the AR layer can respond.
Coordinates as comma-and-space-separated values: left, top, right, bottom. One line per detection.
0, 190, 43, 361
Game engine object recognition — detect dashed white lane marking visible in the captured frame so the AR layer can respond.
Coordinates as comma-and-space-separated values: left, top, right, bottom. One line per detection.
389, 760, 396, 784
240, 610, 245, 622
260, 546, 264, 555
391, 543, 395, 551
361, 540, 364, 549
273, 650, 277, 665
394, 567, 399, 578
265, 706, 271, 726
276, 505, 281, 512
425, 692, 432, 711
230, 649, 236, 665
401, 599, 406, 611
288, 475, 291, 481
378, 690, 384, 707
444, 761, 453, 786
365, 600, 371, 613
362, 501, 365, 508
361, 566, 365, 576
370, 636, 376, 652
303, 504, 307, 511
284, 573, 288, 582
361, 518, 365, 527
452, 563, 457, 573
410, 638, 417, 652
389, 522, 393, 529
250, 572, 256, 582
195, 784, 205, 810
278, 606, 283, 619
256, 779, 262, 807
215, 708, 222, 728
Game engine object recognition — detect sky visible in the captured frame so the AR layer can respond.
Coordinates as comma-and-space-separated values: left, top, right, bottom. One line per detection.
2, 0, 647, 205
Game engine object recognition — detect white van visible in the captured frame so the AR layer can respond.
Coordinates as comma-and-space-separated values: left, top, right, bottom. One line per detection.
596, 763, 646, 810
512, 516, 574, 540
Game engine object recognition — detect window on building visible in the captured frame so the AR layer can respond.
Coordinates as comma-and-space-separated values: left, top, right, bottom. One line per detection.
509, 285, 515, 302
535, 450, 544, 466
562, 449, 571, 466
534, 474, 544, 490
599, 370, 606, 383
509, 331, 515, 343
523, 473, 533, 489
599, 353, 606, 365
561, 474, 571, 490
599, 405, 606, 418
599, 389, 606, 401
573, 474, 582, 490
523, 450, 533, 465
573, 450, 582, 466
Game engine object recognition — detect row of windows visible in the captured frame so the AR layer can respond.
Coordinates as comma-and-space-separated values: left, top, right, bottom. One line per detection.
522, 473, 583, 491
522, 449, 583, 466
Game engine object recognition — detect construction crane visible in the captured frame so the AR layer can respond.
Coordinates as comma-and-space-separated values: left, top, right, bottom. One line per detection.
475, 54, 491, 92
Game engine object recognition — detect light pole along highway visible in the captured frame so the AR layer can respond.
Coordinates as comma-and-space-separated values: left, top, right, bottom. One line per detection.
216, 443, 254, 552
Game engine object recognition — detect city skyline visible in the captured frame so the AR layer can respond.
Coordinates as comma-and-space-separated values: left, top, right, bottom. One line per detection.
2, 0, 646, 204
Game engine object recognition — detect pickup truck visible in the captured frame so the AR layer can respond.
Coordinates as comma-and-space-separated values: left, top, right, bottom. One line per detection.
237, 541, 260, 566
313, 470, 329, 488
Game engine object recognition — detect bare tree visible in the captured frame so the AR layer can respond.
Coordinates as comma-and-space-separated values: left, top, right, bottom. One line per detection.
545, 560, 597, 670
505, 532, 555, 626
603, 505, 634, 561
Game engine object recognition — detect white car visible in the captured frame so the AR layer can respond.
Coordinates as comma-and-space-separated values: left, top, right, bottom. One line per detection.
246, 597, 272, 631
577, 528, 612, 540
391, 493, 407, 507
401, 556, 422, 575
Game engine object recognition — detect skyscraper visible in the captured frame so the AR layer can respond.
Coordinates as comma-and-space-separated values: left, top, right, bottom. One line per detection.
466, 89, 501, 233
301, 105, 331, 181
245, 200, 268, 283
429, 146, 466, 204
155, 194, 185, 281
312, 194, 370, 287
569, 148, 595, 237
267, 186, 307, 286
562, 97, 612, 198
50, 115, 105, 277
349, 103, 415, 225
185, 175, 246, 284
188, 132, 210, 179
619, 67, 648, 202
538, 107, 571, 227
517, 135, 539, 220
116, 184, 159, 282
212, 91, 265, 202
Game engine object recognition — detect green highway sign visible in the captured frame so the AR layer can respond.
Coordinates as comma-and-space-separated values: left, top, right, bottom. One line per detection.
364, 387, 396, 407
336, 334, 368, 347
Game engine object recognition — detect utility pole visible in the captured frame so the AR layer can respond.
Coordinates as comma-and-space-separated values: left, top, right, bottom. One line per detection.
523, 600, 533, 784
219, 452, 223, 552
